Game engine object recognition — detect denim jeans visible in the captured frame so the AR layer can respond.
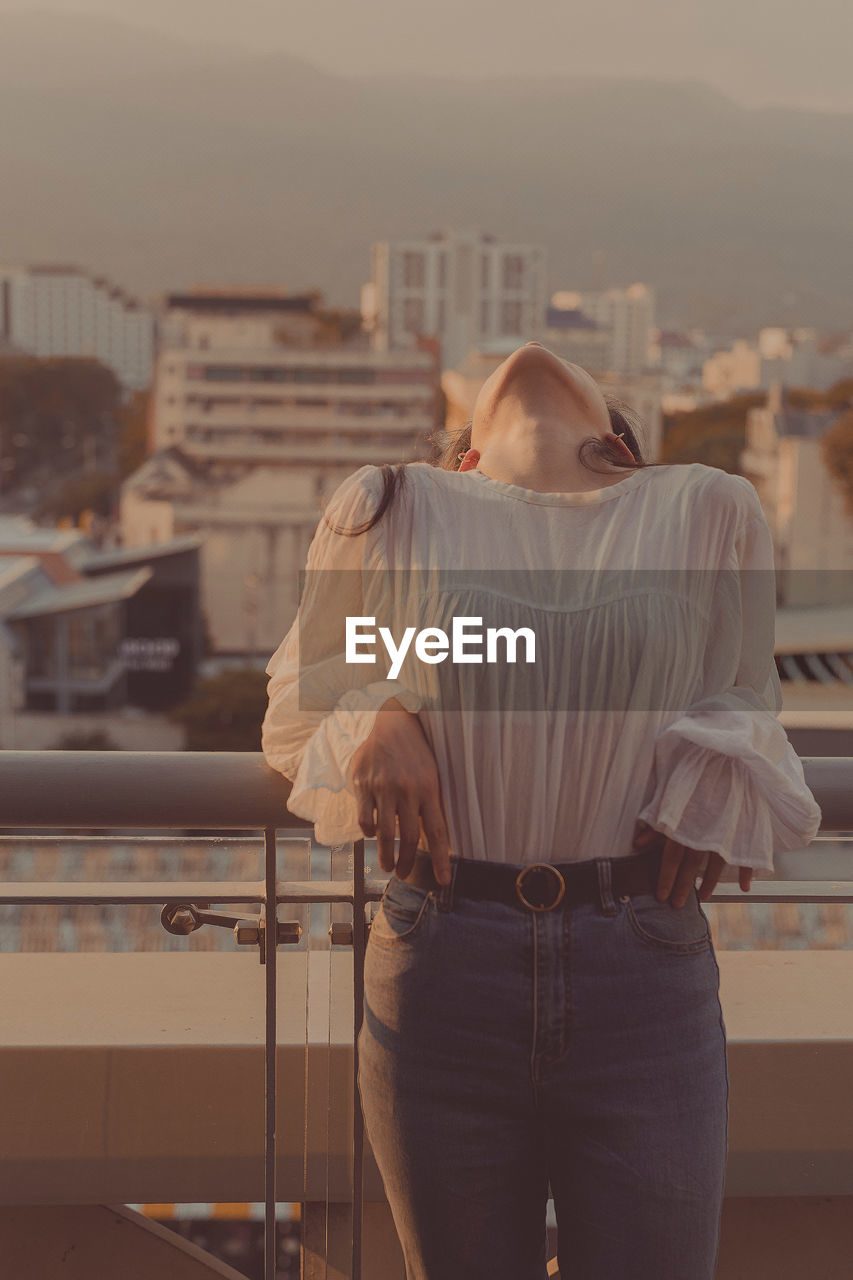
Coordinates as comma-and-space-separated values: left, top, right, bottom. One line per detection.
358, 855, 729, 1280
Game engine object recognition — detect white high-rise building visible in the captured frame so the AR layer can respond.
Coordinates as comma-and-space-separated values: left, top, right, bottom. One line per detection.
0, 264, 155, 391
553, 284, 655, 376
363, 229, 547, 369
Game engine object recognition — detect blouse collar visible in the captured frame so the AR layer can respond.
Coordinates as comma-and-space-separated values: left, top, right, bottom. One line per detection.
463, 464, 652, 507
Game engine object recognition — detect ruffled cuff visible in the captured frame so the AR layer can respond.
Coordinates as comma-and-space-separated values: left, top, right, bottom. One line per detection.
284, 680, 421, 846
636, 696, 822, 878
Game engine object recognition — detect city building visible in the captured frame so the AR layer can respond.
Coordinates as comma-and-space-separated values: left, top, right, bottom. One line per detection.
759, 327, 853, 392
552, 284, 655, 376
441, 342, 665, 461
703, 329, 853, 402
0, 517, 200, 748
120, 454, 326, 656
362, 229, 547, 369
540, 304, 611, 371
0, 264, 155, 391
702, 338, 763, 399
151, 289, 439, 469
740, 385, 853, 606
132, 291, 440, 656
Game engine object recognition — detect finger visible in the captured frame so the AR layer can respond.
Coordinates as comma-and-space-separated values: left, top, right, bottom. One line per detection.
375, 794, 398, 874
670, 849, 707, 909
394, 797, 420, 882
420, 791, 452, 885
739, 866, 753, 893
355, 788, 377, 839
656, 840, 684, 902
698, 852, 725, 902
633, 820, 656, 847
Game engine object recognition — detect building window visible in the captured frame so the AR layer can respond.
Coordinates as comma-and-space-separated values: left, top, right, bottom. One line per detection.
500, 300, 523, 335
502, 254, 524, 290
480, 299, 491, 334
480, 255, 491, 290
402, 251, 426, 288
437, 252, 448, 288
403, 298, 425, 335
26, 618, 57, 679
437, 298, 446, 332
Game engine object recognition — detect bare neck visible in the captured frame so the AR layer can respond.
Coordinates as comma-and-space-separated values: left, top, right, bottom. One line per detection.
475, 414, 623, 494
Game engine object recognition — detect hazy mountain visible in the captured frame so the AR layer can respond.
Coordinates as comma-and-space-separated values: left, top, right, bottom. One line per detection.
1, 11, 851, 332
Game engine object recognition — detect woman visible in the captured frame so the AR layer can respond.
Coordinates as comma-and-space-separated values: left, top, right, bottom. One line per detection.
262, 343, 821, 1280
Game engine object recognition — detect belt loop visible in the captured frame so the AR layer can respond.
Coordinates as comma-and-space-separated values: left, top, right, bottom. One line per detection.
595, 858, 618, 916
437, 857, 458, 912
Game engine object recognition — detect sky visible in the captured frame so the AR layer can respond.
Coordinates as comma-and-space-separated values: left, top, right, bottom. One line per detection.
2, 0, 853, 112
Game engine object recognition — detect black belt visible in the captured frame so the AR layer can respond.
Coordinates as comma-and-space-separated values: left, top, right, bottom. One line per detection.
403, 847, 663, 912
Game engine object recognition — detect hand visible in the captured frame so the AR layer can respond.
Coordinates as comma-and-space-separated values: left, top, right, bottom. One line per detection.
633, 821, 753, 907
350, 697, 452, 885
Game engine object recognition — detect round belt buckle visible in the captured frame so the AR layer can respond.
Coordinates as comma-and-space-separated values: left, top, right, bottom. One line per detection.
515, 863, 566, 912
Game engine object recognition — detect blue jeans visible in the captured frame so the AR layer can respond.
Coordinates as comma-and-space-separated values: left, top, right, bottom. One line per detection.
358, 856, 729, 1280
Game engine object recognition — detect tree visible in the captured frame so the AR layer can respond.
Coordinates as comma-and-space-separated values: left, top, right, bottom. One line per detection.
0, 356, 123, 496
821, 409, 853, 516
170, 667, 270, 751
661, 392, 764, 474
38, 469, 118, 523
311, 305, 365, 346
117, 388, 151, 478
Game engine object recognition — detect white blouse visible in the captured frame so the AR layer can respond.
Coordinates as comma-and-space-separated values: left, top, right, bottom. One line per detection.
262, 460, 822, 876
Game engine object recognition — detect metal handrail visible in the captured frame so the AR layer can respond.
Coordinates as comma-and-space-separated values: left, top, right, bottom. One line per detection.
0, 751, 850, 831
1, 750, 852, 1280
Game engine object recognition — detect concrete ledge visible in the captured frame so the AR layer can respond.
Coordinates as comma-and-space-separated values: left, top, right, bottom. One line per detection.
0, 951, 851, 1203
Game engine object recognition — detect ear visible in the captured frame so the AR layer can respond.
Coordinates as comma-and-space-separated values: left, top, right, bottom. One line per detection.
603, 432, 635, 463
458, 448, 481, 472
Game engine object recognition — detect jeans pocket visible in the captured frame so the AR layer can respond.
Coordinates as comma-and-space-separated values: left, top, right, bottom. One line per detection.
624, 888, 712, 953
369, 878, 435, 946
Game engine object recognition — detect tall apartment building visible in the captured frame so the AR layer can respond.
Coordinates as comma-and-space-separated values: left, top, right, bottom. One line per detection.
552, 284, 655, 376
129, 289, 441, 654
0, 264, 155, 391
362, 229, 547, 369
740, 385, 853, 605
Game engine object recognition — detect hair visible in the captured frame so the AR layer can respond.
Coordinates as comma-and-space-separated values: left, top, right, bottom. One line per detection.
327, 393, 660, 537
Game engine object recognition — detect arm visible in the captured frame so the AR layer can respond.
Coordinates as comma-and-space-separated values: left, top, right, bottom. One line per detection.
633, 481, 822, 905
262, 467, 451, 881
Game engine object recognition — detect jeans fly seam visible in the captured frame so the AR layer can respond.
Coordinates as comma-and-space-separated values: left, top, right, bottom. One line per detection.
564, 907, 572, 1055
530, 913, 540, 1100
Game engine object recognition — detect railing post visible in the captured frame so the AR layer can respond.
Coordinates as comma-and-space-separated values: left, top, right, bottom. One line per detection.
264, 826, 278, 1280
352, 837, 366, 1280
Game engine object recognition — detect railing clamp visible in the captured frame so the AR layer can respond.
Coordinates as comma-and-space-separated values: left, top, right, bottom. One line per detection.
329, 920, 372, 947
160, 901, 302, 962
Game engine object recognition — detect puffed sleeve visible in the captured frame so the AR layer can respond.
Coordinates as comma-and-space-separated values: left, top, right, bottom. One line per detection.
261, 465, 420, 845
635, 485, 822, 877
